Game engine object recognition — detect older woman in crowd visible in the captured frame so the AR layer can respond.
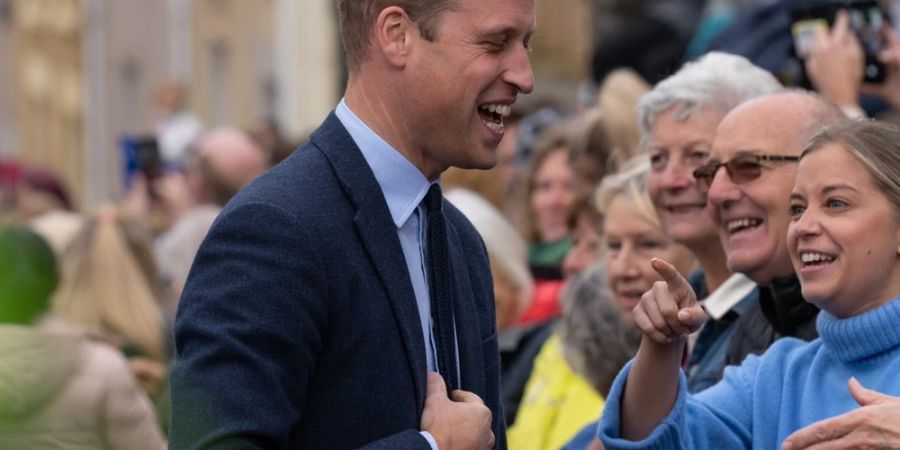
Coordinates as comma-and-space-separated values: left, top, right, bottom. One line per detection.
511, 158, 695, 450
599, 120, 900, 449
640, 51, 782, 392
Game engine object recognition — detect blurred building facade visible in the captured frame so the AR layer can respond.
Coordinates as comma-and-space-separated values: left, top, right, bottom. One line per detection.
0, 0, 591, 209
1, 0, 342, 209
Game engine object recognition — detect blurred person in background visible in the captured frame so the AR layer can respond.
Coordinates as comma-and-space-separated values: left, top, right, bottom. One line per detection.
15, 167, 86, 256
444, 188, 533, 332
54, 207, 167, 362
803, 9, 900, 120
154, 127, 269, 306
0, 227, 166, 449
640, 51, 781, 392
444, 187, 538, 427
591, 0, 706, 85
153, 82, 203, 167
513, 158, 693, 450
14, 167, 74, 221
442, 165, 508, 213
516, 125, 577, 325
584, 68, 650, 178
561, 194, 603, 279
509, 264, 636, 450
52, 206, 171, 431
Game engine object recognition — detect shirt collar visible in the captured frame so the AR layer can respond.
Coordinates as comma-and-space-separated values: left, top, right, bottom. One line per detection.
335, 99, 433, 227
700, 273, 757, 320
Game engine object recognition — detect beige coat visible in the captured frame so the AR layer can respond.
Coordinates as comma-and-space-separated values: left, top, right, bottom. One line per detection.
0, 318, 166, 449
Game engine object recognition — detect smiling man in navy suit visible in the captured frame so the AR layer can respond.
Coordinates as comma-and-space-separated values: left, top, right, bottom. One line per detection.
169, 1, 535, 449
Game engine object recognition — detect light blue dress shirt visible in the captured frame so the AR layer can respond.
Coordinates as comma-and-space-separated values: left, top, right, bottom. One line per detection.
335, 99, 442, 450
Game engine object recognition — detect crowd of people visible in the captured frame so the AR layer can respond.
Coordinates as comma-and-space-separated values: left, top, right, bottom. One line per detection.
2, 0, 900, 449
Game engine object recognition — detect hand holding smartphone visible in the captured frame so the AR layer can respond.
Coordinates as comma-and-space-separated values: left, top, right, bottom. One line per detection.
791, 0, 889, 84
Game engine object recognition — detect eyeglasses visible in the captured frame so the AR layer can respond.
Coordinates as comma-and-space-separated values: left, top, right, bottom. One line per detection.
692, 153, 800, 192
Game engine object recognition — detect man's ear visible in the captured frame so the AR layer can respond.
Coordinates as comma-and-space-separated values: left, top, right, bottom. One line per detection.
373, 6, 416, 68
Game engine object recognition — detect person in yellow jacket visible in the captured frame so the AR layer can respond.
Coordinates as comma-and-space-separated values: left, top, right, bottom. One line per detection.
507, 264, 640, 450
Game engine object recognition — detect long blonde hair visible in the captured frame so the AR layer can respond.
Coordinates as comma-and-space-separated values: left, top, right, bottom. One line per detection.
52, 208, 165, 360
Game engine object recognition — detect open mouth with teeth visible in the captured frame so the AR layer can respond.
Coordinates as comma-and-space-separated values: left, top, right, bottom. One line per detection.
478, 103, 511, 134
726, 217, 762, 234
800, 252, 836, 267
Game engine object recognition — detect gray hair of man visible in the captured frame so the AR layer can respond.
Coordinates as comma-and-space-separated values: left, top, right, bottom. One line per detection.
557, 262, 640, 397
636, 51, 783, 140
444, 188, 534, 320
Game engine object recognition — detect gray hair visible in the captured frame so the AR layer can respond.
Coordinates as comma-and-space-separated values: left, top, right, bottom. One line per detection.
557, 263, 640, 396
444, 188, 533, 316
636, 52, 783, 138
803, 120, 900, 213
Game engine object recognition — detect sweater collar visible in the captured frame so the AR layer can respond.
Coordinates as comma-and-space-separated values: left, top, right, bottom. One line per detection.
818, 296, 900, 363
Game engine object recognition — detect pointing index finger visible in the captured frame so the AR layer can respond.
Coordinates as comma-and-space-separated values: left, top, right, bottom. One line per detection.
650, 258, 694, 305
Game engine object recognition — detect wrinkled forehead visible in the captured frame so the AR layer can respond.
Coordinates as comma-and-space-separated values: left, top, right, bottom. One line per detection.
710, 106, 804, 161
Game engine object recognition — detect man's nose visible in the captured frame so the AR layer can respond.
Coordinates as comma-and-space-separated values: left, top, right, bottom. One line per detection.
504, 46, 534, 94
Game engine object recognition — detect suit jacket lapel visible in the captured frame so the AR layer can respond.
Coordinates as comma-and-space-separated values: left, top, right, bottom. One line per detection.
312, 113, 427, 412
445, 211, 486, 391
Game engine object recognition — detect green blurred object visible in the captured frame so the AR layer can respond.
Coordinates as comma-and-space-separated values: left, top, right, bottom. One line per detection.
0, 227, 58, 325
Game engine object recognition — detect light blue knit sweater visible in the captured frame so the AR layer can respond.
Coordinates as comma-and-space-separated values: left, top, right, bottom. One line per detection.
599, 296, 900, 450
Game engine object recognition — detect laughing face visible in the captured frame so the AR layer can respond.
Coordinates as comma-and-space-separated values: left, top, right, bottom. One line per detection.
647, 106, 725, 248
787, 143, 900, 317
403, 0, 535, 178
603, 195, 695, 324
707, 101, 804, 285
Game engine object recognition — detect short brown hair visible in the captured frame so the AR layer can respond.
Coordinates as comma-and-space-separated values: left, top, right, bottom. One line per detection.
337, 0, 455, 71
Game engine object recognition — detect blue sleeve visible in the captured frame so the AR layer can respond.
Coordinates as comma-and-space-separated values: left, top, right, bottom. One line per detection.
598, 356, 758, 450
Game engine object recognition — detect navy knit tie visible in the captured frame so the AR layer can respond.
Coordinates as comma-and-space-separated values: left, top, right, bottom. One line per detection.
424, 183, 459, 392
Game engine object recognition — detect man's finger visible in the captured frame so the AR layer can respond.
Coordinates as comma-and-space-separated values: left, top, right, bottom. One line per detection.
450, 389, 485, 404
650, 258, 694, 304
426, 372, 448, 401
833, 10, 851, 41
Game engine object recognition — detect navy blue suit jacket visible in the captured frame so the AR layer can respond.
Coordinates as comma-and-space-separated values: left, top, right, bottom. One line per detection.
169, 113, 506, 449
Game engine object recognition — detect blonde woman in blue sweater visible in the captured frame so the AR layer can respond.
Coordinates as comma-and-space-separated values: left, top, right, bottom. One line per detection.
599, 120, 900, 449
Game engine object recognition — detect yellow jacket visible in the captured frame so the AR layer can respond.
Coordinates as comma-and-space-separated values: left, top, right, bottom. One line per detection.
506, 334, 604, 450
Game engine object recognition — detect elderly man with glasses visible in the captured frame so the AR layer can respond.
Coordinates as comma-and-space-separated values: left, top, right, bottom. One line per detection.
699, 89, 848, 366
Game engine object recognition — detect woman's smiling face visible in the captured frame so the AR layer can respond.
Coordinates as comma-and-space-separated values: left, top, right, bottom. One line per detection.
603, 195, 695, 324
788, 143, 900, 317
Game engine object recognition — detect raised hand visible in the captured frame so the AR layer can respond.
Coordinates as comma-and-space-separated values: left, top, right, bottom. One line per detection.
631, 258, 707, 344
782, 378, 900, 450
420, 372, 495, 450
806, 10, 864, 108
861, 26, 900, 112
